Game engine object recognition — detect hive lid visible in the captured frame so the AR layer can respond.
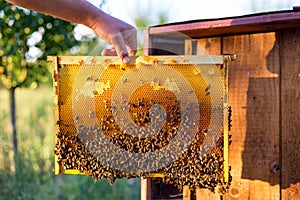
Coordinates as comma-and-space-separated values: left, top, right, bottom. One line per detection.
149, 9, 300, 38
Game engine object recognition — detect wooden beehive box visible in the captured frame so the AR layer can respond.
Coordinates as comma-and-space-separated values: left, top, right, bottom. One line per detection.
145, 8, 300, 200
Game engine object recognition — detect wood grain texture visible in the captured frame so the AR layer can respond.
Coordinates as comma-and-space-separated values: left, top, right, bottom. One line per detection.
196, 189, 220, 200
197, 38, 221, 55
280, 28, 300, 200
222, 33, 280, 200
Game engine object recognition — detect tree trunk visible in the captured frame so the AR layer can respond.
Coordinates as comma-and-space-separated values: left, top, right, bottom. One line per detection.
9, 87, 19, 174
9, 86, 22, 195
9, 87, 18, 156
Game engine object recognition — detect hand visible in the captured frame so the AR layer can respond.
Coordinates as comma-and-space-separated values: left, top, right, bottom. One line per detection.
91, 14, 137, 63
6, 0, 137, 63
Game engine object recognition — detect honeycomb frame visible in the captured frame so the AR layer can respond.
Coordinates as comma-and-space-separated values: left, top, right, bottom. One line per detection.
48, 55, 234, 193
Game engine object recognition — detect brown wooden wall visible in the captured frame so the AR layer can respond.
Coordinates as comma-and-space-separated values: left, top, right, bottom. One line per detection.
148, 28, 300, 200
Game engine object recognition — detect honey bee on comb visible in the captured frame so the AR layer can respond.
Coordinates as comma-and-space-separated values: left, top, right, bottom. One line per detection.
54, 130, 231, 192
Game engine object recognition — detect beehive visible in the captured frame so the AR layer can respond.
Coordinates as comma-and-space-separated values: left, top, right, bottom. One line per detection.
48, 55, 234, 193
146, 9, 300, 200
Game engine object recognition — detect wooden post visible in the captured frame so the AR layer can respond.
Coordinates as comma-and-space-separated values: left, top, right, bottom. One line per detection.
141, 178, 151, 200
183, 186, 191, 200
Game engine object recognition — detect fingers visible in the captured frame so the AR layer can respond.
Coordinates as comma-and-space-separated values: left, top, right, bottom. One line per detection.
108, 33, 128, 57
91, 16, 137, 63
108, 29, 137, 63
122, 29, 137, 56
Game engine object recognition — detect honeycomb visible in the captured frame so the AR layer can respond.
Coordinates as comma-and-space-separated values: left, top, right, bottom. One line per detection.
49, 55, 233, 193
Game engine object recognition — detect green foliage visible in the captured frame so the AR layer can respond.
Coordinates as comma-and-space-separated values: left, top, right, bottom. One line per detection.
133, 3, 169, 29
0, 1, 140, 198
0, 0, 80, 89
0, 87, 141, 199
131, 2, 169, 56
0, 1, 139, 199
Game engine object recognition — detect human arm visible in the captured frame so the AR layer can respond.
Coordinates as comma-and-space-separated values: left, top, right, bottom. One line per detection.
6, 0, 137, 62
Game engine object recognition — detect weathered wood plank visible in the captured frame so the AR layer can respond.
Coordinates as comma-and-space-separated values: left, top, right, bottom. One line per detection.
280, 28, 300, 200
197, 38, 221, 55
222, 33, 280, 200
196, 189, 220, 199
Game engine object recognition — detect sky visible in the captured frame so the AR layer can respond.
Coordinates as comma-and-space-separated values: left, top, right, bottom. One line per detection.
88, 0, 300, 26
72, 0, 300, 46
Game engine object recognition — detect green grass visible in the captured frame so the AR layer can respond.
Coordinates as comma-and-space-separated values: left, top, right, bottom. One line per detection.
0, 87, 140, 200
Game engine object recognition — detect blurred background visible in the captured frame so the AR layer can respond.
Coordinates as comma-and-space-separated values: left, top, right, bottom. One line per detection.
0, 0, 299, 199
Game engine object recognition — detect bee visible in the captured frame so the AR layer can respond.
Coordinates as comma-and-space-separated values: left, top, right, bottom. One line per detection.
86, 76, 92, 81
205, 83, 211, 92
74, 116, 80, 124
122, 78, 128, 84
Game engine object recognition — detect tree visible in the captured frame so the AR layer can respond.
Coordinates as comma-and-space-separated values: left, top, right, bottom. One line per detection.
0, 0, 81, 179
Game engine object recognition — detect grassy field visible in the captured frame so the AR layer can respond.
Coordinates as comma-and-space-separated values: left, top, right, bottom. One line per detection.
0, 86, 140, 200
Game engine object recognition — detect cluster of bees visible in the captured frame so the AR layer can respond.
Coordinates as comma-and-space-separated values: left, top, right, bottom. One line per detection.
54, 97, 232, 194
102, 97, 182, 154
